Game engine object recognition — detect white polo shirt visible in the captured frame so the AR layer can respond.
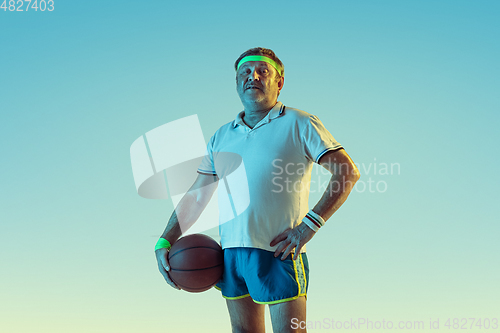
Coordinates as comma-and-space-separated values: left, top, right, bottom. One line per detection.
197, 101, 343, 253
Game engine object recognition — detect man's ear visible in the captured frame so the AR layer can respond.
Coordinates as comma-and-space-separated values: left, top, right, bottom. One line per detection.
277, 76, 284, 92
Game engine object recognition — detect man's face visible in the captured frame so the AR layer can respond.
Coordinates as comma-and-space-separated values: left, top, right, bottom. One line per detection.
236, 61, 284, 107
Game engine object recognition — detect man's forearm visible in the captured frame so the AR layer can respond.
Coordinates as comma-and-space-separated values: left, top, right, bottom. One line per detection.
159, 192, 206, 244
312, 172, 360, 222
159, 210, 183, 245
159, 173, 218, 244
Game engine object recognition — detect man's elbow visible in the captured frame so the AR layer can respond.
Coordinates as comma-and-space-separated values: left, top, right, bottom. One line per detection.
330, 163, 360, 189
340, 164, 360, 188
350, 166, 361, 183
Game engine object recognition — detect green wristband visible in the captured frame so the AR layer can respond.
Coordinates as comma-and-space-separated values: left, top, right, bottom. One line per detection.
155, 238, 171, 251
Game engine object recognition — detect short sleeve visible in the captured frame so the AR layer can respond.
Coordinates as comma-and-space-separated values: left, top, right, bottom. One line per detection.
197, 134, 217, 176
302, 115, 343, 163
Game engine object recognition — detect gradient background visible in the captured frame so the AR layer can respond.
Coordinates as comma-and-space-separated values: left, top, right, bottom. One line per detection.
1, 1, 499, 332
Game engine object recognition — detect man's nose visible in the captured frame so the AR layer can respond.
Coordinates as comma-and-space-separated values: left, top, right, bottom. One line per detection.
249, 69, 260, 81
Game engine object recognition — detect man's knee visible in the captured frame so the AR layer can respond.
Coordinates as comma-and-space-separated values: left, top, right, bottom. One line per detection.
226, 297, 265, 333
269, 296, 307, 333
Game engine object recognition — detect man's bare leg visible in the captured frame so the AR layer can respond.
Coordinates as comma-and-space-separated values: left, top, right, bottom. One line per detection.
269, 296, 307, 333
226, 296, 266, 333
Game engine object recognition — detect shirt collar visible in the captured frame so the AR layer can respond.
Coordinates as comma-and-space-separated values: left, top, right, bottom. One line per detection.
233, 101, 285, 128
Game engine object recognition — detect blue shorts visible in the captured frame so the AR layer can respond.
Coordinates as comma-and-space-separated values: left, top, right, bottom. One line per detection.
214, 247, 309, 304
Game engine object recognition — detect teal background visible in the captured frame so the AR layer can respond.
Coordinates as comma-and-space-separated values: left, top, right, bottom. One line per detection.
1, 1, 499, 332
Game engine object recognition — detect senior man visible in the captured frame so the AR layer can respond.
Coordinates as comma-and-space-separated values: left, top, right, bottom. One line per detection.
155, 47, 360, 333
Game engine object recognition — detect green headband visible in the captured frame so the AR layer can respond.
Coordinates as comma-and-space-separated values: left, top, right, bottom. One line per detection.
236, 55, 283, 76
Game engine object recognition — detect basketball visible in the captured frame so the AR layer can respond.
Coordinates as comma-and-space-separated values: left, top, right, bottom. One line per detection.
168, 234, 223, 292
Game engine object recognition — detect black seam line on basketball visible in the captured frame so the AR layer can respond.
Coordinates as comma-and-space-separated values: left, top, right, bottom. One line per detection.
171, 263, 223, 272
175, 280, 219, 291
174, 278, 221, 290
169, 247, 221, 260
